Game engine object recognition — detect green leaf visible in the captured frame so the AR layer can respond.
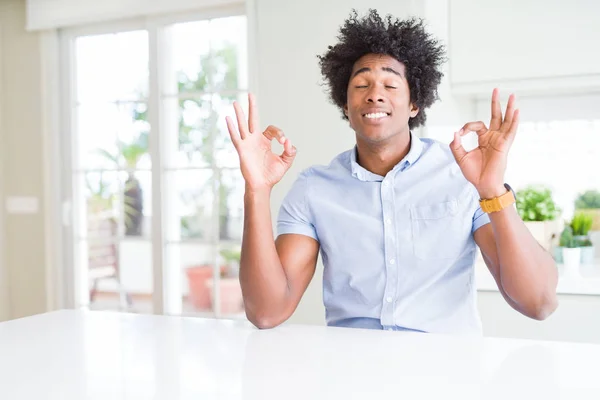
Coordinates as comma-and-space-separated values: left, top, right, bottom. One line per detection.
516, 185, 560, 222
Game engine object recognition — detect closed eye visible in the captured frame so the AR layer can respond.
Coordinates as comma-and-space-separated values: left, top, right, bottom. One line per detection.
385, 86, 397, 89
355, 85, 368, 89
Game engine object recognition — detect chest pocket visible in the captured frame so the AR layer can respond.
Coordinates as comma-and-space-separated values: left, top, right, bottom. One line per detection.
410, 200, 470, 260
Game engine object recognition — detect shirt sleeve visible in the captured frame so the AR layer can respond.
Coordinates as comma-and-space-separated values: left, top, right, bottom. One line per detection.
276, 169, 319, 241
471, 186, 491, 233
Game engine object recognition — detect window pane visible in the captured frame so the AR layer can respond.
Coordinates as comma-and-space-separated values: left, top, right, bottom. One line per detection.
505, 120, 600, 219
76, 31, 148, 103
77, 102, 150, 171
164, 95, 213, 169
166, 16, 247, 95
168, 21, 211, 95
164, 169, 214, 242
86, 238, 153, 314
174, 242, 218, 314
77, 170, 151, 239
219, 169, 244, 241
116, 102, 151, 170
76, 104, 119, 170
174, 242, 244, 316
79, 171, 120, 238
216, 242, 244, 318
209, 16, 248, 92
121, 170, 152, 238
214, 92, 245, 169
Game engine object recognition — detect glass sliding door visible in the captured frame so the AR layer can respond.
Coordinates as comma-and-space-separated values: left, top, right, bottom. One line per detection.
63, 11, 248, 318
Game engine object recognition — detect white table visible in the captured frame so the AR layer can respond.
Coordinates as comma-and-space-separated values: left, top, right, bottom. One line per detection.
0, 310, 599, 399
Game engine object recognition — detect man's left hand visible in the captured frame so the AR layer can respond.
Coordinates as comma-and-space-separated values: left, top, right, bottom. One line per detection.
450, 88, 520, 199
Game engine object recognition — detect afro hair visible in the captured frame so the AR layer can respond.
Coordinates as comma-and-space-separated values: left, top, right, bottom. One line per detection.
317, 9, 446, 129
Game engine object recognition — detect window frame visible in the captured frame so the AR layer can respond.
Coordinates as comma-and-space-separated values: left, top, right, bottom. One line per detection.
58, 4, 250, 317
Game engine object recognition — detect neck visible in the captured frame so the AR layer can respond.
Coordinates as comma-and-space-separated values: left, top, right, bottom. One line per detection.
355, 131, 412, 176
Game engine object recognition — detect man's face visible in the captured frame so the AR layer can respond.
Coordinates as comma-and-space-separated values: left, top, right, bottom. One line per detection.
344, 53, 419, 144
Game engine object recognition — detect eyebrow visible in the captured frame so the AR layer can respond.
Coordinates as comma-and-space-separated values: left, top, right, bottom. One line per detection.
352, 66, 403, 78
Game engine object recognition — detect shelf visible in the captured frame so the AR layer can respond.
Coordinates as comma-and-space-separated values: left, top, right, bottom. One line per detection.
475, 260, 600, 296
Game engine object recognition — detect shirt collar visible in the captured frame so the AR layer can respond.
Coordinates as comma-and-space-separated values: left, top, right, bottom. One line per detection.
350, 131, 424, 182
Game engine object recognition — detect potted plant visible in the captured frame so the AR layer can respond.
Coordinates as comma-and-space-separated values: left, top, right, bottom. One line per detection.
559, 226, 580, 277
570, 212, 595, 264
575, 190, 600, 230
185, 262, 227, 311
185, 247, 243, 314
575, 190, 600, 260
516, 185, 561, 250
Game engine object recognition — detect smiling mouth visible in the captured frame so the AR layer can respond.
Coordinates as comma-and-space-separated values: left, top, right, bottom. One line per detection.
362, 112, 391, 120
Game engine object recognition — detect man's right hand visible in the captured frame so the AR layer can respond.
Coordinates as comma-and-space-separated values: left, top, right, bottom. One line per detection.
226, 93, 297, 192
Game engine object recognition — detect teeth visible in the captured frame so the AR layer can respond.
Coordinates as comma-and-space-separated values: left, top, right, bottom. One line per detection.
364, 112, 388, 119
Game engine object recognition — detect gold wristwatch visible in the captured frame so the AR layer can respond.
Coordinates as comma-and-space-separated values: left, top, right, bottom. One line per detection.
479, 183, 516, 213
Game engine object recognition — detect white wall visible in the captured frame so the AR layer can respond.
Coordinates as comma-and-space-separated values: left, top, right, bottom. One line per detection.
450, 0, 600, 85
0, 21, 9, 322
450, 0, 600, 96
0, 0, 50, 320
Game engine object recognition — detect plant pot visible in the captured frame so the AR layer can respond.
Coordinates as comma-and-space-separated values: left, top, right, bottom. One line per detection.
525, 220, 559, 251
553, 246, 563, 263
185, 265, 226, 310
206, 278, 244, 315
580, 246, 595, 264
562, 247, 581, 278
590, 231, 600, 260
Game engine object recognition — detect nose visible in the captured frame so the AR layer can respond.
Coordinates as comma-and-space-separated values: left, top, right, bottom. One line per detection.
366, 86, 385, 103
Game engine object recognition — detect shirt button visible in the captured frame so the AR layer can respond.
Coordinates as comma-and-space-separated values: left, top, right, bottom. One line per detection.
383, 181, 388, 187
386, 296, 393, 303
385, 218, 392, 224
389, 258, 395, 265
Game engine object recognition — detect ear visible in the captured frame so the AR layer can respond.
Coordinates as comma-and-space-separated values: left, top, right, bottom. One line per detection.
409, 103, 419, 118
343, 104, 349, 117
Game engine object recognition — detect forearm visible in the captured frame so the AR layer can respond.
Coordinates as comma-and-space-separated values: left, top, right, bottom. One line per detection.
239, 186, 290, 326
487, 205, 559, 319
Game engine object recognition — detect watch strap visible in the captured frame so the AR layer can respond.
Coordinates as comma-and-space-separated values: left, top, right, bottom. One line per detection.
479, 183, 516, 213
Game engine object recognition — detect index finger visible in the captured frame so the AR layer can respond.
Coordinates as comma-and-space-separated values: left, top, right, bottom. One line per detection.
248, 93, 259, 134
490, 88, 502, 131
460, 121, 488, 136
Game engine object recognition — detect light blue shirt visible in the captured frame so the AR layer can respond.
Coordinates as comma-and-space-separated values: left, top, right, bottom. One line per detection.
277, 133, 491, 335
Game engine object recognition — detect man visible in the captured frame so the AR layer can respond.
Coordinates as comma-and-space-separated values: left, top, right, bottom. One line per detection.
225, 9, 558, 334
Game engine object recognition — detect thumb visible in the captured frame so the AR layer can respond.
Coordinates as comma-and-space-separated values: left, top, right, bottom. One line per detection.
280, 137, 297, 165
450, 130, 468, 164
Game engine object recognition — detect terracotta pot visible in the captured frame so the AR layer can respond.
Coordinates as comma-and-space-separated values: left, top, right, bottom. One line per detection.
185, 265, 226, 310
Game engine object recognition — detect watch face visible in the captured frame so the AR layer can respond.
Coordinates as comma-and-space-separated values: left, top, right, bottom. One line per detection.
504, 183, 516, 199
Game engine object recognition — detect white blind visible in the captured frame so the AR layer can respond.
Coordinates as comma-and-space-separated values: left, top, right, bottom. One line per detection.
26, 0, 244, 31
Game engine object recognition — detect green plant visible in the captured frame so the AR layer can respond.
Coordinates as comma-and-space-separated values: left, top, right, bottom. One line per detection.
97, 130, 148, 235
570, 212, 593, 236
559, 226, 576, 248
575, 237, 593, 247
575, 190, 600, 209
220, 248, 241, 263
220, 247, 241, 277
516, 185, 560, 222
